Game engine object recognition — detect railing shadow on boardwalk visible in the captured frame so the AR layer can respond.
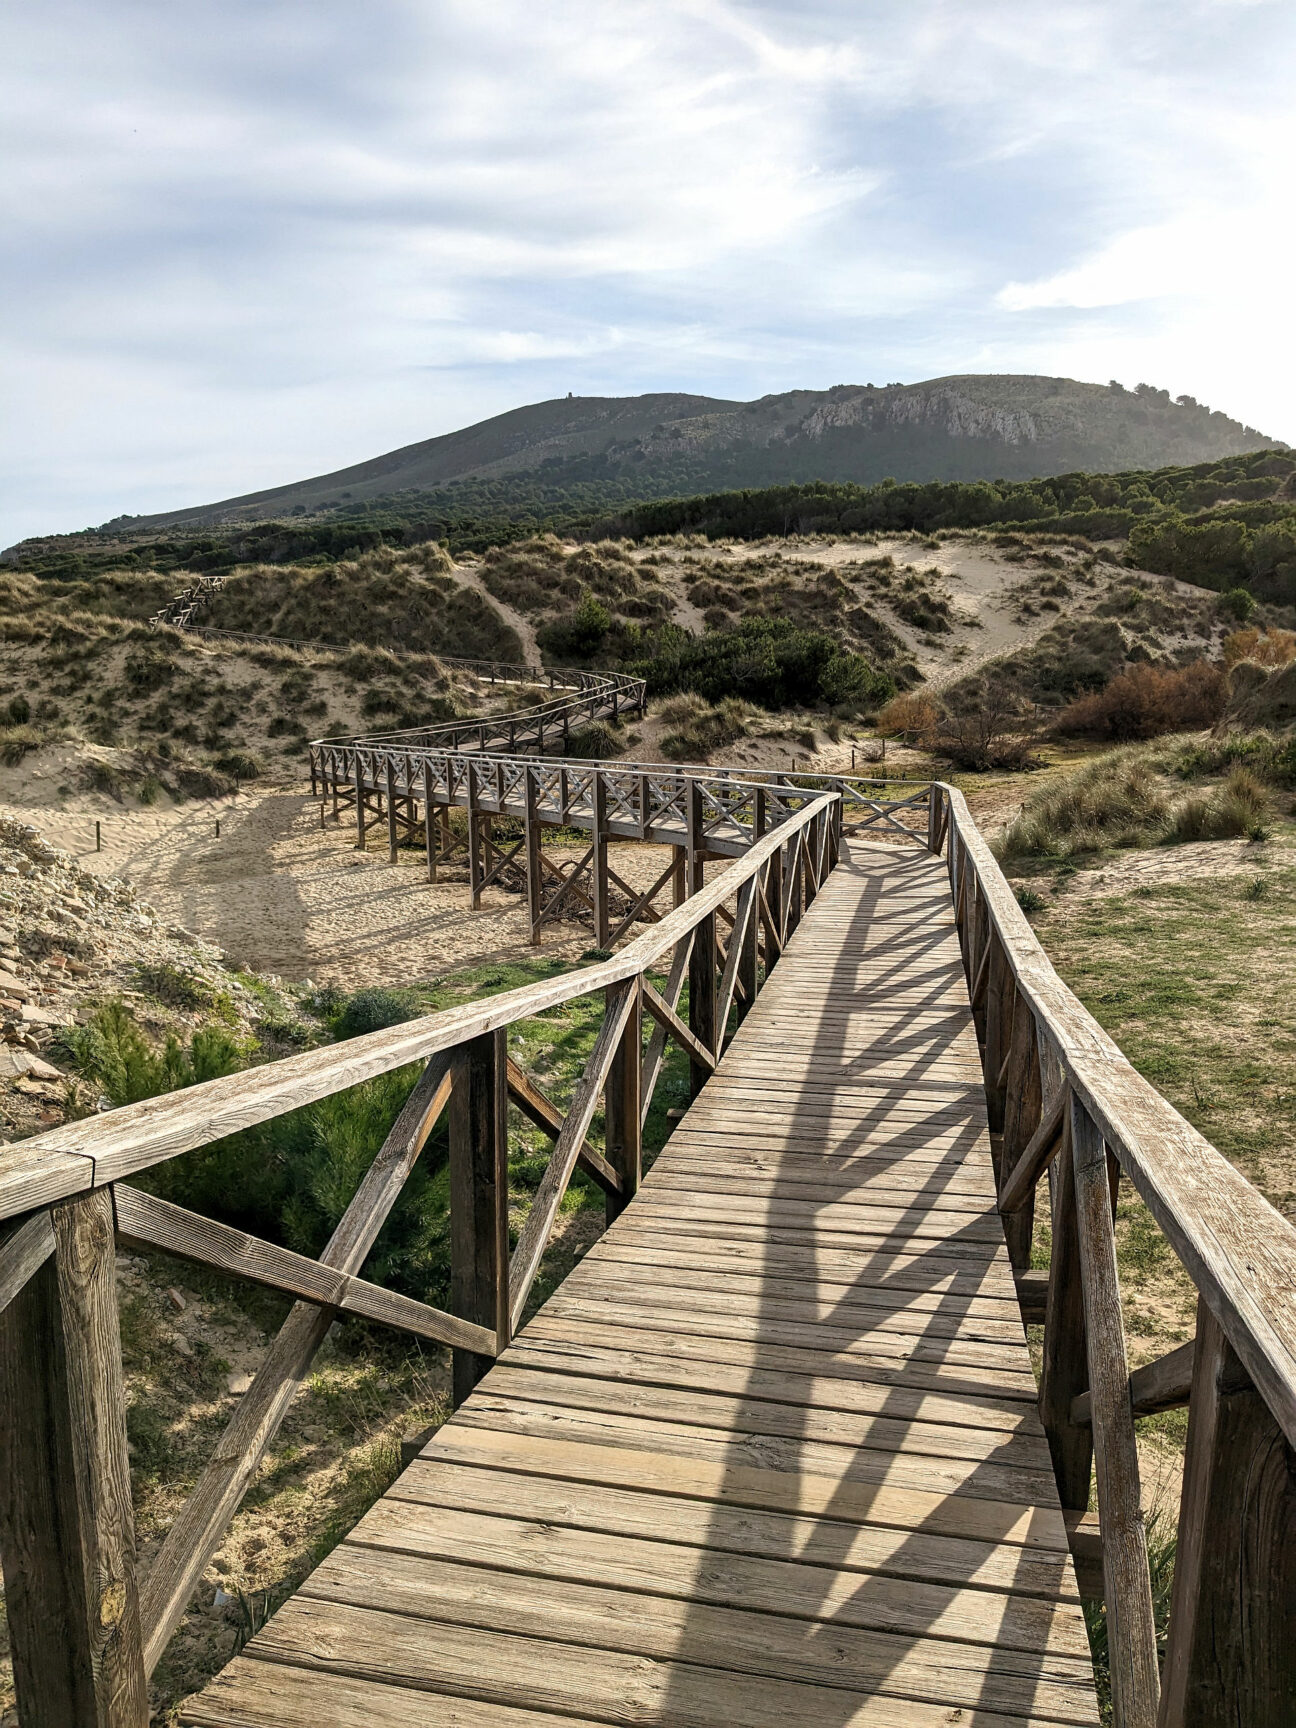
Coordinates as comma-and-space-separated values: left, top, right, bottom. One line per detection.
653, 842, 1094, 1726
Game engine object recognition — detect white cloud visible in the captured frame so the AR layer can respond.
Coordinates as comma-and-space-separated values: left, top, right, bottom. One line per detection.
3, 0, 1295, 543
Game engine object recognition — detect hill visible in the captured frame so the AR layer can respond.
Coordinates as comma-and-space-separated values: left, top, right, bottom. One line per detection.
83, 374, 1280, 536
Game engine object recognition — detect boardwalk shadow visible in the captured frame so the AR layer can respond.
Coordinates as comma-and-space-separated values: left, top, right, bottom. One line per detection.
652, 839, 1095, 1726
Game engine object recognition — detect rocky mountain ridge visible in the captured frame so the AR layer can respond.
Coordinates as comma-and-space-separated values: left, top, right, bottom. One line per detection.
86, 375, 1281, 537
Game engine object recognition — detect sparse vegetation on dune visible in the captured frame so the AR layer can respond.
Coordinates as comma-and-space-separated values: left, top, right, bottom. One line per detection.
996, 735, 1293, 862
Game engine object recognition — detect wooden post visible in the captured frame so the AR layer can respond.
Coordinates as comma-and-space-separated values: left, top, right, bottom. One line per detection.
983, 936, 1009, 1134
0, 1190, 148, 1728
999, 1001, 1042, 1274
738, 864, 760, 1021
1071, 1097, 1160, 1727
1158, 1297, 1296, 1727
927, 783, 941, 853
592, 772, 610, 949
765, 844, 784, 957
353, 754, 366, 849
524, 767, 543, 945
688, 907, 717, 1101
449, 1030, 510, 1406
423, 762, 437, 883
331, 752, 341, 823
686, 779, 705, 895
385, 759, 399, 864
1037, 1109, 1094, 1513
603, 977, 642, 1225
467, 769, 483, 910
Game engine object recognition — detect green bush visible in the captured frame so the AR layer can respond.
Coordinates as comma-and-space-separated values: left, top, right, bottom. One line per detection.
213, 749, 263, 779
6, 693, 31, 723
628, 618, 891, 711
1218, 587, 1256, 622
59, 1000, 250, 1106
332, 987, 423, 1040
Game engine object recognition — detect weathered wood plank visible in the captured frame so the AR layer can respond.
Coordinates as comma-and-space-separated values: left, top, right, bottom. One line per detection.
0, 1189, 147, 1728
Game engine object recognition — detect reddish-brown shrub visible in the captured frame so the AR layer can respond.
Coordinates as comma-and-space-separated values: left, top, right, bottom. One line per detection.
1056, 659, 1226, 741
877, 690, 939, 742
1223, 627, 1296, 668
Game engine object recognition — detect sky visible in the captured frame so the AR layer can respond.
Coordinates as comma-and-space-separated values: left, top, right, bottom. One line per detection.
5, 0, 1295, 547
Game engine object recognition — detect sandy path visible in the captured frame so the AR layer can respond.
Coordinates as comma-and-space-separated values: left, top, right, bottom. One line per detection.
0, 783, 685, 987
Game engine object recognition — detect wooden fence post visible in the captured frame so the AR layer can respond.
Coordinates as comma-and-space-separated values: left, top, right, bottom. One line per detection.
688, 910, 717, 1100
1158, 1296, 1296, 1727
385, 759, 399, 864
592, 773, 610, 948
999, 1001, 1043, 1274
603, 977, 642, 1224
927, 783, 940, 853
0, 1189, 148, 1728
1071, 1097, 1160, 1727
353, 755, 366, 849
524, 767, 543, 945
1037, 1108, 1094, 1512
467, 769, 483, 911
449, 1030, 510, 1406
423, 761, 437, 883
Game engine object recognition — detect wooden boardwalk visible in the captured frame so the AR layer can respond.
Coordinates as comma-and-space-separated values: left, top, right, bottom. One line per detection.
184, 841, 1097, 1728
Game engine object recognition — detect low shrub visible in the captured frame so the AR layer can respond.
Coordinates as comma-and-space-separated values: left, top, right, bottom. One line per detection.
213, 749, 264, 779
332, 987, 423, 1040
1174, 730, 1296, 787
59, 999, 250, 1106
997, 753, 1170, 860
932, 677, 1035, 771
1162, 767, 1269, 844
660, 697, 753, 762
564, 722, 622, 760
877, 691, 940, 743
1056, 660, 1226, 741
1222, 626, 1296, 668
0, 723, 44, 765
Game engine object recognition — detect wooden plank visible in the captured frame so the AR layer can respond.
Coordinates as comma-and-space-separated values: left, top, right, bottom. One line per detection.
0, 1207, 55, 1316
1071, 1338, 1196, 1428
112, 1186, 496, 1356
392, 1455, 1079, 1600
0, 1189, 147, 1727
504, 1059, 620, 1196
184, 1664, 610, 1728
471, 1360, 1052, 1473
1071, 1097, 1160, 1725
641, 977, 716, 1074
499, 1331, 1041, 1432
450, 1031, 510, 1403
138, 1051, 455, 1674
1157, 1297, 1296, 1726
999, 1083, 1067, 1215
292, 1548, 1098, 1722
347, 1497, 1086, 1652
508, 980, 635, 1330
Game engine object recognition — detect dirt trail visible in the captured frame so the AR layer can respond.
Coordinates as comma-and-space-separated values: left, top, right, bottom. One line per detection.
450, 559, 542, 668
0, 779, 686, 985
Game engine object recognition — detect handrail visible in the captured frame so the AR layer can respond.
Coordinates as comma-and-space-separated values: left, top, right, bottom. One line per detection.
0, 792, 835, 1220
0, 785, 840, 1714
941, 782, 1296, 1448
936, 779, 1296, 1723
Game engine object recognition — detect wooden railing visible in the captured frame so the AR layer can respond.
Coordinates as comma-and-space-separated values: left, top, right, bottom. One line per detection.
936, 782, 1296, 1727
0, 790, 841, 1727
309, 739, 927, 944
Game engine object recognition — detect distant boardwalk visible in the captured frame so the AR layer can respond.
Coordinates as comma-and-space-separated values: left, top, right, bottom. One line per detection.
185, 841, 1098, 1728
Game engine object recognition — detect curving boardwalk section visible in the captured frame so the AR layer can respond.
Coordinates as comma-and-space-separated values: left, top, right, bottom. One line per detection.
184, 840, 1097, 1728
